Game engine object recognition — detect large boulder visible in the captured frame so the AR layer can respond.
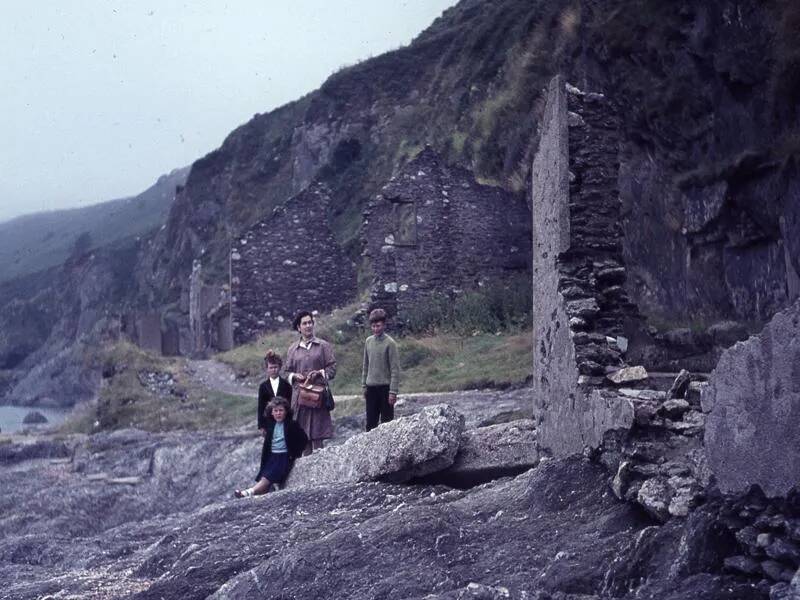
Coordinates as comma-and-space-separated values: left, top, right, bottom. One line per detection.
702, 298, 800, 497
286, 404, 464, 486
418, 419, 540, 488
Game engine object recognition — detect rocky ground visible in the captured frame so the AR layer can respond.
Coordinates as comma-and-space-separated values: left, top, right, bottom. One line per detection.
0, 388, 789, 599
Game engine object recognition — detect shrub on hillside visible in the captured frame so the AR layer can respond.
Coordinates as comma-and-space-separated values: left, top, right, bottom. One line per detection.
403, 274, 532, 335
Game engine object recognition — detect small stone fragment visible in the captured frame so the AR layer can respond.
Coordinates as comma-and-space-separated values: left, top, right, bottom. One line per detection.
766, 538, 800, 563
667, 369, 692, 399
761, 559, 795, 582
659, 398, 690, 419
607, 366, 649, 384
723, 555, 762, 575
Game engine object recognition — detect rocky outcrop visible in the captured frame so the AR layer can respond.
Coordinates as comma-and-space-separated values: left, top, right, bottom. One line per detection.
287, 404, 464, 486
702, 298, 800, 497
21, 411, 47, 425
0, 299, 52, 370
231, 183, 357, 341
363, 147, 531, 321
584, 1, 800, 329
0, 437, 774, 600
3, 244, 134, 406
7, 382, 800, 598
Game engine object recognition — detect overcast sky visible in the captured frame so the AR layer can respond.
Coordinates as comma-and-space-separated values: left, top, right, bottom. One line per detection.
0, 1, 457, 224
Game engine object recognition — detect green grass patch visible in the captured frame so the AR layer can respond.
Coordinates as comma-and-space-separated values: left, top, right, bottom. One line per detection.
57, 341, 257, 434
64, 297, 533, 435
218, 323, 532, 396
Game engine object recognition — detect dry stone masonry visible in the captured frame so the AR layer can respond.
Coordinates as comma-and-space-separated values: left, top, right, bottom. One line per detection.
531, 75, 641, 457
530, 76, 800, 591
231, 183, 357, 342
530, 76, 716, 525
363, 147, 531, 322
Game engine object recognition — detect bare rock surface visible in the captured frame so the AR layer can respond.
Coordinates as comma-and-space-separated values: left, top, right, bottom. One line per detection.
286, 404, 465, 486
0, 422, 778, 600
702, 298, 800, 497
395, 388, 534, 428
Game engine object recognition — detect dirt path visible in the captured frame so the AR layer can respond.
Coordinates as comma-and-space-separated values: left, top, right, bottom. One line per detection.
182, 359, 532, 428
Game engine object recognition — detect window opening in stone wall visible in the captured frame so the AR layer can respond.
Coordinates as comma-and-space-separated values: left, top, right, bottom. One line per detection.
392, 200, 417, 246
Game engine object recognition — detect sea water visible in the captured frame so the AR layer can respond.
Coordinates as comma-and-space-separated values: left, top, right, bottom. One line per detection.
0, 405, 69, 434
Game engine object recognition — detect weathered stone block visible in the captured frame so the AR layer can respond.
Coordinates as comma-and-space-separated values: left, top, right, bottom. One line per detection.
430, 419, 539, 487
703, 298, 800, 497
607, 365, 648, 384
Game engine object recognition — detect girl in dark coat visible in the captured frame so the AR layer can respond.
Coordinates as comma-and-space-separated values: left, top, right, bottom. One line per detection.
257, 350, 293, 434
234, 397, 307, 498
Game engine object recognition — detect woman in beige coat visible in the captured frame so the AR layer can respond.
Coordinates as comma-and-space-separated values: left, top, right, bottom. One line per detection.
283, 310, 336, 454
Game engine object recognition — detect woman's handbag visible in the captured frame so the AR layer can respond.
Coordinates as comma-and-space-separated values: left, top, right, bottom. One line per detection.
322, 385, 335, 411
297, 380, 324, 408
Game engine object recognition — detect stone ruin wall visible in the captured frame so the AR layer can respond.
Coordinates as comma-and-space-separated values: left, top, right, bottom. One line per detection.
531, 75, 639, 457
530, 77, 718, 521
126, 263, 233, 358
363, 148, 531, 322
531, 75, 800, 585
188, 261, 233, 356
231, 183, 357, 343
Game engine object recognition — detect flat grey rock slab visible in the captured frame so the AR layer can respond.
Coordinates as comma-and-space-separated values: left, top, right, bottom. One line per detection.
428, 419, 540, 487
703, 298, 800, 497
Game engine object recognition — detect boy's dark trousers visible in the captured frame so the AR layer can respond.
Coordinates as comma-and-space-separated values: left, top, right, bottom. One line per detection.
365, 385, 393, 431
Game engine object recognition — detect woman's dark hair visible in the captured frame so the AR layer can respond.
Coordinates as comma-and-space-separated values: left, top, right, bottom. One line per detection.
264, 349, 282, 367
292, 310, 314, 331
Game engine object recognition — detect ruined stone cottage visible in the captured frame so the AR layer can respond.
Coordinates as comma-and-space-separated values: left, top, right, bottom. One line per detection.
126, 260, 233, 357
231, 183, 357, 342
530, 76, 800, 586
363, 147, 531, 322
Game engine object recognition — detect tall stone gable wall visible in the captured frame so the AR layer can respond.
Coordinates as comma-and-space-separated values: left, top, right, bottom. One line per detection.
531, 76, 639, 457
189, 261, 233, 356
363, 148, 531, 320
231, 184, 357, 342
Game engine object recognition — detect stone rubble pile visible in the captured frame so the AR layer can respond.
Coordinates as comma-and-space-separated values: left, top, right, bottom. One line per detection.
717, 487, 800, 587
137, 370, 184, 398
600, 370, 711, 521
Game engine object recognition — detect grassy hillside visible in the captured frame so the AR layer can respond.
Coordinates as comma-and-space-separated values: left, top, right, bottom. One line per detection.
57, 341, 255, 434
0, 167, 188, 283
56, 297, 533, 435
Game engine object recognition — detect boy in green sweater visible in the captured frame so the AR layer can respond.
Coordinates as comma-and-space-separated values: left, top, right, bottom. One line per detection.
362, 308, 400, 431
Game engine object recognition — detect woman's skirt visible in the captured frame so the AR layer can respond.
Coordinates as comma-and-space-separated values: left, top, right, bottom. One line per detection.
294, 405, 334, 441
258, 452, 291, 482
